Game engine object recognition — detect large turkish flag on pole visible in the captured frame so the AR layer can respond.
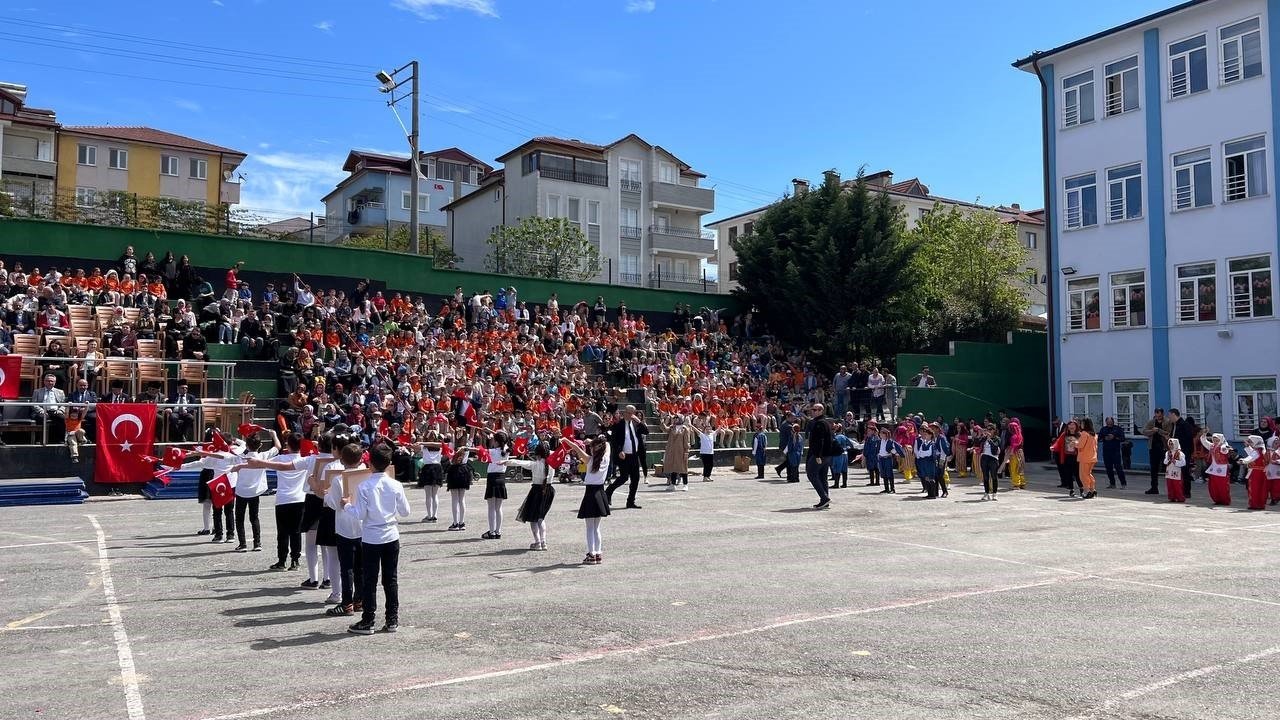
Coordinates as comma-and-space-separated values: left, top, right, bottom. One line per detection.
95, 403, 158, 484
0, 354, 21, 400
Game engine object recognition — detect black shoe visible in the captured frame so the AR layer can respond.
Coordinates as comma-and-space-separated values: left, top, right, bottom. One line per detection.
1144, 489, 1159, 495
223, 535, 235, 544
379, 622, 399, 633
1108, 483, 1116, 489
320, 579, 331, 589
288, 561, 300, 571
348, 620, 376, 635
268, 562, 286, 571
235, 544, 248, 553
211, 534, 223, 543
880, 489, 891, 494
814, 499, 830, 509
775, 468, 783, 478
300, 579, 319, 589
626, 503, 642, 509
196, 529, 211, 536
252, 544, 262, 552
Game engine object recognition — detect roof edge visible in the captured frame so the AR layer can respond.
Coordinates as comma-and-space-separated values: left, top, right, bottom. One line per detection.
1012, 0, 1210, 69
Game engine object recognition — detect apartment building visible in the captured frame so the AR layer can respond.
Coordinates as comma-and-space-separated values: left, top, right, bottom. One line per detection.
322, 147, 491, 242
708, 172, 1049, 313
0, 82, 58, 214
443, 135, 717, 290
1015, 0, 1279, 444
56, 126, 246, 210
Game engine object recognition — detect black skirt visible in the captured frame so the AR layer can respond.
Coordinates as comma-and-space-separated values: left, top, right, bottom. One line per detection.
300, 493, 324, 532
577, 484, 611, 519
197, 468, 213, 503
446, 465, 473, 490
517, 483, 555, 523
418, 463, 444, 487
484, 472, 508, 500
316, 507, 337, 546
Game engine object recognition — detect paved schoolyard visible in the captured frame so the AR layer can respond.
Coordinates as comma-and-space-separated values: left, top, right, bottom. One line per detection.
1, 464, 1277, 720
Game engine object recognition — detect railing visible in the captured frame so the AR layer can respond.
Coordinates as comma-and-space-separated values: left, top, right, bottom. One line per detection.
1063, 103, 1080, 127
0, 181, 268, 236
620, 178, 642, 192
619, 272, 642, 285
11, 355, 239, 399
1225, 174, 1249, 201
646, 268, 717, 293
620, 225, 642, 239
1105, 88, 1125, 116
1107, 196, 1127, 222
538, 167, 608, 187
648, 225, 714, 240
0, 401, 256, 446
1173, 185, 1194, 210
1170, 70, 1189, 98
1064, 205, 1084, 229
1222, 56, 1242, 84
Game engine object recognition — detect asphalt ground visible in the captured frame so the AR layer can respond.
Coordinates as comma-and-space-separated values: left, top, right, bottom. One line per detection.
1, 463, 1277, 720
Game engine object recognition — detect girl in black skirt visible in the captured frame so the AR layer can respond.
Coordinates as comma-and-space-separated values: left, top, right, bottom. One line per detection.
481, 431, 509, 540
445, 445, 475, 531
416, 431, 445, 523
569, 435, 611, 565
512, 443, 554, 551
314, 435, 344, 605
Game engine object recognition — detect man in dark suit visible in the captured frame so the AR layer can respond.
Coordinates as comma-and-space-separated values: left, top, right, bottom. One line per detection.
805, 403, 833, 509
164, 381, 200, 442
103, 379, 130, 405
606, 404, 648, 509
67, 377, 100, 437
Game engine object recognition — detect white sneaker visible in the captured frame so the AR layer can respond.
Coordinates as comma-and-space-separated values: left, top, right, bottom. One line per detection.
324, 593, 341, 604
981, 493, 990, 501
681, 485, 688, 492
991, 495, 998, 501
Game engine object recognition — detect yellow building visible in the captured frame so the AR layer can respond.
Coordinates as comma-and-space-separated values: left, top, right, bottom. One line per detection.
56, 126, 245, 217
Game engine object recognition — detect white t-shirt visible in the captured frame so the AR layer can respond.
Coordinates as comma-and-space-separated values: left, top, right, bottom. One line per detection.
274, 453, 314, 504
325, 461, 366, 539
698, 430, 715, 455
583, 443, 612, 485
421, 446, 442, 465
235, 448, 278, 498
486, 447, 506, 475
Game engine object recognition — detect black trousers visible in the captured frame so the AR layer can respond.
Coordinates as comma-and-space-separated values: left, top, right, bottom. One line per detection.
1103, 453, 1125, 486
360, 539, 399, 624
606, 455, 641, 506
980, 455, 999, 494
274, 501, 304, 564
336, 535, 363, 607
211, 502, 234, 539
234, 495, 260, 545
1181, 465, 1193, 497
668, 472, 688, 486
1148, 452, 1163, 492
700, 453, 714, 479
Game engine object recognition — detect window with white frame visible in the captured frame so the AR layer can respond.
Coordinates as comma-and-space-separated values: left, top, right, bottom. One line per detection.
1070, 381, 1104, 429
74, 186, 96, 207
1172, 147, 1213, 209
1220, 17, 1263, 85
1169, 34, 1209, 98
566, 197, 582, 232
1228, 255, 1274, 319
587, 200, 600, 236
189, 158, 207, 180
1182, 378, 1223, 434
1177, 261, 1217, 323
1113, 380, 1150, 433
1106, 163, 1142, 221
77, 144, 96, 166
1067, 276, 1101, 331
400, 192, 429, 212
1025, 231, 1038, 249
1224, 135, 1268, 201
545, 193, 561, 218
1234, 377, 1278, 439
619, 159, 642, 191
161, 155, 179, 177
620, 207, 640, 237
1064, 172, 1098, 229
1104, 56, 1139, 116
620, 254, 639, 282
108, 148, 128, 170
1062, 70, 1095, 128
1110, 270, 1147, 328
658, 161, 677, 184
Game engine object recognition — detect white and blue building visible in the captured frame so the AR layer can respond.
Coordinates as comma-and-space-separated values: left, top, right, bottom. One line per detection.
1016, 0, 1279, 449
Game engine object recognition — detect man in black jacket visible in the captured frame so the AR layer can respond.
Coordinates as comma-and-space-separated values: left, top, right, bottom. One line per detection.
605, 405, 648, 509
805, 403, 833, 509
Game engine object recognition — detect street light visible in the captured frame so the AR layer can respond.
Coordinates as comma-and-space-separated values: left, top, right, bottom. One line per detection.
374, 62, 421, 254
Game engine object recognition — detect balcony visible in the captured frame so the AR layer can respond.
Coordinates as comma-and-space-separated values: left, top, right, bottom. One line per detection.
620, 225, 642, 240
650, 181, 714, 213
620, 177, 642, 193
2, 155, 57, 179
646, 270, 718, 294
219, 180, 241, 204
539, 166, 608, 187
648, 224, 716, 255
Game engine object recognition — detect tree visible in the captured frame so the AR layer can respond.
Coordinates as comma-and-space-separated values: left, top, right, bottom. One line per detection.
731, 170, 922, 368
341, 226, 458, 268
908, 203, 1029, 348
484, 216, 601, 281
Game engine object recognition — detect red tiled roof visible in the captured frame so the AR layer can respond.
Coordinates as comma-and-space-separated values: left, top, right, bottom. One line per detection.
886, 178, 929, 197
63, 126, 245, 156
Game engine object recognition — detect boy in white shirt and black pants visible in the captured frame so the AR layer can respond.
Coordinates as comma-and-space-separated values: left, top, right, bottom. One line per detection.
325, 442, 366, 616
239, 434, 314, 571
344, 442, 411, 634
234, 431, 281, 552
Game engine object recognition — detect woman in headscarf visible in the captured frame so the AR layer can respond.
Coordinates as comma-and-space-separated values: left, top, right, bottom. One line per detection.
1200, 432, 1233, 506
1163, 437, 1187, 503
663, 415, 691, 491
1243, 435, 1269, 510
1007, 418, 1027, 490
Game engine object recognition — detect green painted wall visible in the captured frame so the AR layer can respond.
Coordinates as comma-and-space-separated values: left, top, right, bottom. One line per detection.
0, 218, 733, 314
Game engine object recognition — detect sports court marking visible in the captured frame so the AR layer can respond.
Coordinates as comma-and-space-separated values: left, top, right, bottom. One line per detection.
87, 514, 147, 720
0, 539, 98, 550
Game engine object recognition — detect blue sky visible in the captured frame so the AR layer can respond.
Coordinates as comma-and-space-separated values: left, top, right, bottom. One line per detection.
1, 0, 1179, 224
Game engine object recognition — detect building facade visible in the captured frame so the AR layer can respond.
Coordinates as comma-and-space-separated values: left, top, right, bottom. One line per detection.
56, 126, 245, 213
1017, 0, 1280, 444
0, 82, 58, 215
708, 172, 1049, 313
322, 147, 490, 242
443, 135, 717, 290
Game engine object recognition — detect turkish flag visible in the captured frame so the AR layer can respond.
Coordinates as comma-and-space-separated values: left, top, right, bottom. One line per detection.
207, 473, 235, 509
440, 443, 454, 460
513, 436, 529, 456
300, 438, 319, 457
206, 430, 230, 453
163, 446, 187, 469
475, 446, 492, 463
95, 403, 158, 484
0, 354, 20, 400
237, 422, 263, 437
547, 445, 569, 470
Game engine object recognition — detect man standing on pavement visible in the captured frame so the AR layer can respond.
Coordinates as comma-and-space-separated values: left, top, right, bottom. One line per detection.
606, 405, 648, 509
1140, 409, 1173, 495
850, 363, 870, 418
833, 366, 851, 419
868, 368, 887, 421
805, 403, 833, 509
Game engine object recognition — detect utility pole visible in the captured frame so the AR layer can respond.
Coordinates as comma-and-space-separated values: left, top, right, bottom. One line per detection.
376, 60, 422, 255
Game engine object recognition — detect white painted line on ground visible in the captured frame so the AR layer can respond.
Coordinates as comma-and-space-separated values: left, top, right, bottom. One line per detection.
87, 514, 147, 720
2, 622, 109, 632
1099, 577, 1280, 608
1065, 644, 1280, 719
197, 576, 1075, 720
0, 539, 98, 550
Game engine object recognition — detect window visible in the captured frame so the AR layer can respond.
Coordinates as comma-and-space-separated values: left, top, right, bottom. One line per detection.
1067, 276, 1101, 331
1228, 255, 1274, 319
658, 161, 677, 184
1104, 56, 1139, 116
534, 152, 607, 186
1064, 173, 1098, 229
1224, 136, 1268, 201
1177, 261, 1217, 323
1182, 378, 1223, 434
1106, 163, 1142, 221
1113, 380, 1150, 432
189, 158, 207, 180
1169, 34, 1209, 98
492, 187, 501, 203
36, 139, 51, 161
728, 261, 739, 281
1109, 270, 1147, 328
77, 144, 96, 166
587, 200, 600, 234
160, 155, 179, 176
400, 192, 429, 212
521, 152, 538, 175
1172, 148, 1213, 209
620, 254, 640, 283
545, 193, 561, 218
1220, 17, 1263, 85
1025, 232, 1038, 249
918, 208, 931, 220
1235, 377, 1278, 438
108, 148, 128, 170
1070, 381, 1104, 429
567, 197, 582, 231
620, 159, 642, 191
434, 159, 469, 182
743, 221, 755, 236
1062, 70, 1095, 128
74, 187, 96, 207
729, 226, 739, 243
620, 207, 639, 237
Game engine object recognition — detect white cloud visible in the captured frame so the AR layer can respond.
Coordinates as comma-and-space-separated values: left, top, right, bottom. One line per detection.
174, 99, 203, 112
314, 20, 333, 32
391, 0, 498, 20
257, 142, 271, 149
431, 102, 472, 115
625, 0, 655, 13
236, 151, 347, 219
211, 0, 223, 5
